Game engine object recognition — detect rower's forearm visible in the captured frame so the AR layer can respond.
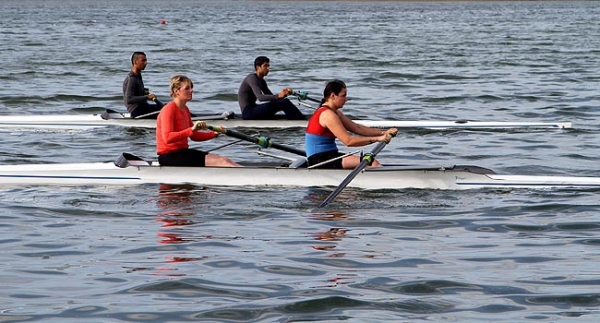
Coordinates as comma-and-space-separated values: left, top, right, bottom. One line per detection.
345, 135, 382, 147
355, 124, 385, 137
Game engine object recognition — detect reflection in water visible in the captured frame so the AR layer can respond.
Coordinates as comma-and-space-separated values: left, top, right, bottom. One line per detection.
156, 185, 202, 244
156, 184, 207, 227
165, 256, 207, 263
157, 184, 206, 212
314, 228, 348, 242
157, 232, 192, 244
156, 217, 195, 227
310, 210, 353, 221
312, 227, 348, 259
310, 209, 353, 253
303, 187, 362, 208
311, 210, 353, 259
154, 184, 212, 274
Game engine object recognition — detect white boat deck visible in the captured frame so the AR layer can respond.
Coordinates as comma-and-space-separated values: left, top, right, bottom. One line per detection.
1, 157, 599, 190
0, 111, 573, 130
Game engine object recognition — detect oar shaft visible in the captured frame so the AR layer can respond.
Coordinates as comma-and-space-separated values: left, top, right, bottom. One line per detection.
292, 91, 321, 103
133, 110, 160, 119
306, 96, 321, 103
268, 141, 306, 156
319, 160, 369, 208
208, 126, 306, 156
319, 140, 389, 208
367, 140, 388, 157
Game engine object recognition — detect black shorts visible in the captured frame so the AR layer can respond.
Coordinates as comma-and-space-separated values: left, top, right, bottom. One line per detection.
158, 149, 207, 167
130, 102, 163, 119
307, 150, 345, 169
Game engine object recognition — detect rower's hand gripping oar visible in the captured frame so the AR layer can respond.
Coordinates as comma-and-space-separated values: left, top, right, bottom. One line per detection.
319, 133, 397, 208
144, 87, 164, 106
133, 88, 165, 119
207, 125, 306, 157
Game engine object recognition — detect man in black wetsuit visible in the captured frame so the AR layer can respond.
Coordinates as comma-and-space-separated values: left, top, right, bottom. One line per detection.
237, 56, 305, 120
123, 52, 164, 119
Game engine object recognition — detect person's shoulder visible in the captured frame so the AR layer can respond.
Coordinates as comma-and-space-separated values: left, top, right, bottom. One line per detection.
160, 101, 176, 111
126, 70, 140, 79
321, 108, 343, 121
241, 73, 260, 86
158, 102, 178, 117
244, 73, 257, 80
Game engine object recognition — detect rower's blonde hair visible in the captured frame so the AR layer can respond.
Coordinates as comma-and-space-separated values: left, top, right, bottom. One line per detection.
169, 75, 194, 97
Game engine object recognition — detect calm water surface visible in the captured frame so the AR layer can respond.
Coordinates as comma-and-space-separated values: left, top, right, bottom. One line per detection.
1, 0, 600, 322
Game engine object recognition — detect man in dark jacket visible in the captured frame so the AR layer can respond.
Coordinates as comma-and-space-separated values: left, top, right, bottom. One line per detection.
237, 56, 305, 120
123, 52, 164, 119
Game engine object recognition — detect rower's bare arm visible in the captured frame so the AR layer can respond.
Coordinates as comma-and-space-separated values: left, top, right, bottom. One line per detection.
323, 111, 384, 147
338, 111, 383, 137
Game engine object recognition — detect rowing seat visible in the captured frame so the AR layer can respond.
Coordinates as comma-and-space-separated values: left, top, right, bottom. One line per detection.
288, 157, 308, 168
114, 153, 151, 168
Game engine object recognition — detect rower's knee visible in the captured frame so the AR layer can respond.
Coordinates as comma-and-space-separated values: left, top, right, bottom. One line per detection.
222, 156, 241, 167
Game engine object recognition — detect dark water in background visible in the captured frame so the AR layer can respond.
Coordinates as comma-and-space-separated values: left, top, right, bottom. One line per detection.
2, 0, 600, 322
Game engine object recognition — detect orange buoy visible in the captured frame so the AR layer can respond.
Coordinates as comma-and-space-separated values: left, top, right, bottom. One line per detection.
160, 20, 166, 25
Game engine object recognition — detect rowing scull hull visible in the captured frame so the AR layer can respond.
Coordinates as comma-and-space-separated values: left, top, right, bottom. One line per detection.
0, 113, 572, 130
0, 160, 598, 190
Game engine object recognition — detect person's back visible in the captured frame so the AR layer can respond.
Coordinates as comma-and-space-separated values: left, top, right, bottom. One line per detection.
237, 73, 269, 112
122, 70, 148, 114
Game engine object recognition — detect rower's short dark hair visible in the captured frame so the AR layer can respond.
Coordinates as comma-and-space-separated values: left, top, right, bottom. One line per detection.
254, 56, 270, 69
131, 51, 146, 64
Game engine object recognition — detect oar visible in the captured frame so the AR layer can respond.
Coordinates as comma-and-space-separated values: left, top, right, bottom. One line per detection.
153, 97, 164, 107
207, 125, 306, 156
134, 110, 161, 119
292, 91, 321, 103
318, 136, 395, 208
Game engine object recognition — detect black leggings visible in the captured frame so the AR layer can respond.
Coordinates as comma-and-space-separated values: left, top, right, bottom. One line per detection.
158, 149, 207, 167
130, 101, 164, 119
242, 99, 305, 120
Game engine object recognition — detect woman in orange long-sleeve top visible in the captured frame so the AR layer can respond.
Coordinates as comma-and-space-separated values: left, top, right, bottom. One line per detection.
156, 75, 240, 167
